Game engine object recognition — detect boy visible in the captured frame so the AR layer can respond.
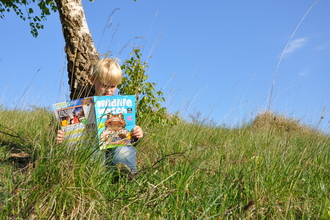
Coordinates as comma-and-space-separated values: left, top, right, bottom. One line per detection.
57, 58, 143, 174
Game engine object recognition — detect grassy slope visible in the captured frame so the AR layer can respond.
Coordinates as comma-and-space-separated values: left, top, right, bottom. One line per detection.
0, 109, 329, 219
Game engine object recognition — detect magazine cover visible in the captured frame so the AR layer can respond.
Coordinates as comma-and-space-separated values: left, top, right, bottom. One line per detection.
93, 95, 136, 150
53, 97, 96, 146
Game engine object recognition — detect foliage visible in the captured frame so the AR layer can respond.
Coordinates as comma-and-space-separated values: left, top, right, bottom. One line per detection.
118, 48, 178, 126
0, 0, 96, 37
0, 0, 58, 37
0, 109, 329, 219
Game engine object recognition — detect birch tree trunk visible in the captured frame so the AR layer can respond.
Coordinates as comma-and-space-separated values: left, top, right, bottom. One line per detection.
55, 0, 99, 100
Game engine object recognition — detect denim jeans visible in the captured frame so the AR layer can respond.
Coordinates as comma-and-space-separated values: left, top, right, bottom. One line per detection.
105, 145, 137, 173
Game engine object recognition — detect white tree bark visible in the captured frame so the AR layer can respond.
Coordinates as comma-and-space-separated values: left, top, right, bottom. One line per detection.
55, 0, 100, 99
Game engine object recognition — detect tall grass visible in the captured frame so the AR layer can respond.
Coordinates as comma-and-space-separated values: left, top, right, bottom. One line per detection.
0, 108, 329, 219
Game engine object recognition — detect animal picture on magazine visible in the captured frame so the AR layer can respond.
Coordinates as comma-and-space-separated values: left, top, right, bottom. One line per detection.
93, 95, 136, 150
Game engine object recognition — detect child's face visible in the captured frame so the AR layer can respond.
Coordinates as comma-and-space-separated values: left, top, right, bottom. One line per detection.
94, 79, 117, 96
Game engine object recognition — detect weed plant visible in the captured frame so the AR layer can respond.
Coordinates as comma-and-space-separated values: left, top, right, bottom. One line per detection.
0, 108, 329, 219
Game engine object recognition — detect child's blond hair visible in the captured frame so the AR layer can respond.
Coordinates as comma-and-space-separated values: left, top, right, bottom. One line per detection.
92, 58, 122, 85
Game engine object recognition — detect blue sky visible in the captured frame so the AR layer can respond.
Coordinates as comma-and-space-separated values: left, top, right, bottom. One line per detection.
1, 0, 329, 133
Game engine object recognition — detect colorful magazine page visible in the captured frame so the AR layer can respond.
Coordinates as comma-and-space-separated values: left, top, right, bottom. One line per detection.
93, 95, 136, 150
53, 97, 96, 146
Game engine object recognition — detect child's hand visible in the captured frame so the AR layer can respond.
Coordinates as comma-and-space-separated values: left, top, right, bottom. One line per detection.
56, 130, 65, 143
132, 126, 143, 139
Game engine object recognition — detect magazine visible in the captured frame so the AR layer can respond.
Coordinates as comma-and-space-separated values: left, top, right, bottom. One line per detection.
93, 95, 136, 150
53, 95, 136, 150
53, 97, 96, 146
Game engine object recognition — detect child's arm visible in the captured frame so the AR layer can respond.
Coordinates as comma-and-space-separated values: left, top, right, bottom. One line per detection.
57, 130, 65, 143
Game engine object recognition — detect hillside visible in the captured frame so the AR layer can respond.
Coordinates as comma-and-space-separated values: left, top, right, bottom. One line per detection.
0, 108, 329, 219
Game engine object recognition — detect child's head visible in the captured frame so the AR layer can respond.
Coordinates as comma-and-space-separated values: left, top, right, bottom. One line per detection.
91, 58, 122, 96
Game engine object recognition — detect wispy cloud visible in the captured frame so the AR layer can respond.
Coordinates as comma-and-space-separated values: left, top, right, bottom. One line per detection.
316, 43, 330, 51
298, 71, 307, 77
283, 37, 308, 56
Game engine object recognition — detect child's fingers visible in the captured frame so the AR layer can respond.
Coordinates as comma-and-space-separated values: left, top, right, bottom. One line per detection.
56, 137, 63, 143
132, 126, 143, 138
57, 130, 65, 143
134, 134, 142, 139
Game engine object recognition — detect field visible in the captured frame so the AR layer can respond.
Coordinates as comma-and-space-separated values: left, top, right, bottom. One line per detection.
0, 108, 329, 219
